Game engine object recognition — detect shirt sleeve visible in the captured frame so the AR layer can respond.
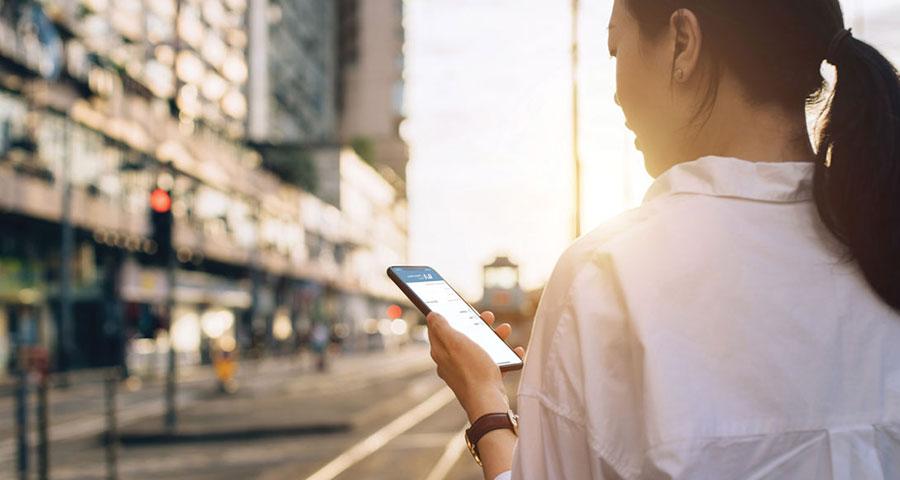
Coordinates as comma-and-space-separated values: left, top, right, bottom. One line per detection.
493, 471, 512, 480
510, 251, 644, 479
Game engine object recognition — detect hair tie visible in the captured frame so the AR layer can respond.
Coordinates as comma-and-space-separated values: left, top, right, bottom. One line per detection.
826, 28, 853, 65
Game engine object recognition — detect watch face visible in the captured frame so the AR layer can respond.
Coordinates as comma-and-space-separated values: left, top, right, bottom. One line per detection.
465, 430, 482, 465
466, 437, 482, 465
508, 410, 520, 435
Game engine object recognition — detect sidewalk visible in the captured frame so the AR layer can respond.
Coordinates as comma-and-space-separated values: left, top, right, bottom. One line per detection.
118, 344, 435, 443
0, 343, 435, 471
38, 343, 443, 480
0, 357, 218, 398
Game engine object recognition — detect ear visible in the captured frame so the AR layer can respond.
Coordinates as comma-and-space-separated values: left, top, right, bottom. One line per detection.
669, 8, 702, 83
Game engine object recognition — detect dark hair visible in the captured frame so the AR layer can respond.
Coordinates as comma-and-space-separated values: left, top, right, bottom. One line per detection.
626, 0, 900, 312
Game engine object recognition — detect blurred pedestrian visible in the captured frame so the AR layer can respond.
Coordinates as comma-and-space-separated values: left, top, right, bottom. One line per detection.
311, 322, 329, 372
426, 1, 900, 479
212, 337, 239, 393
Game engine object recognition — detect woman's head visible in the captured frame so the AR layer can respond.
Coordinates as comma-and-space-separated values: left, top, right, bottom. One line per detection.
608, 0, 900, 310
609, 0, 838, 174
607, 0, 715, 176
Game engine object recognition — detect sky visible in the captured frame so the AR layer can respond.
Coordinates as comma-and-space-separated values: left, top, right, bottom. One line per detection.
404, 0, 900, 299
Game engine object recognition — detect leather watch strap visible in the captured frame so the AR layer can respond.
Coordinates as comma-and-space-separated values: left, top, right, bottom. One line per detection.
465, 410, 519, 465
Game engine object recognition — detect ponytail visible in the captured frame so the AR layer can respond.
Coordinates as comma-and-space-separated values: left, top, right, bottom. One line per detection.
814, 33, 900, 311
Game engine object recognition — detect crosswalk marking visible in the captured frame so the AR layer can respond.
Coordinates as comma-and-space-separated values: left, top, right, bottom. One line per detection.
423, 426, 469, 480
303, 387, 456, 480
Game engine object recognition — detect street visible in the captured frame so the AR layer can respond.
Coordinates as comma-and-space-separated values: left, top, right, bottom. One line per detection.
2, 345, 521, 479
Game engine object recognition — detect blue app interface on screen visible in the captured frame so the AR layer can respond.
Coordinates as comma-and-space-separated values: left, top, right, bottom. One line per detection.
394, 268, 521, 367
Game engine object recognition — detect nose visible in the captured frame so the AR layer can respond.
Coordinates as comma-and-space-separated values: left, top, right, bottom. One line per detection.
613, 92, 621, 106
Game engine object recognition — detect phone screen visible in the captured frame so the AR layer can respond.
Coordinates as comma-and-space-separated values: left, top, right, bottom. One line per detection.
389, 266, 523, 369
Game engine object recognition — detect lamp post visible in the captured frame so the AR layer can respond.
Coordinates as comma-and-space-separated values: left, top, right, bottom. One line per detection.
571, 0, 582, 239
60, 116, 75, 378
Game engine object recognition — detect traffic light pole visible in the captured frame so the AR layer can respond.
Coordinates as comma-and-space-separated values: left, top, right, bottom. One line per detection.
150, 182, 177, 432
164, 222, 177, 432
165, 0, 182, 432
14, 348, 28, 480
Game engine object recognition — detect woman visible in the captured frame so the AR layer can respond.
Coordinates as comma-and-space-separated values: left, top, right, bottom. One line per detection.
426, 0, 900, 478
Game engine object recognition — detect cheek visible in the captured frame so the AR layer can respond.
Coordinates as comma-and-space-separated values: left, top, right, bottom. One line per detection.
615, 50, 671, 138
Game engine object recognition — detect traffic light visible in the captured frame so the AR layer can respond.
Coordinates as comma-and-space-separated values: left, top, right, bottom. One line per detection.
149, 188, 173, 265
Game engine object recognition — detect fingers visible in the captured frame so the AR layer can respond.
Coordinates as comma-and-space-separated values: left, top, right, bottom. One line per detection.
480, 311, 511, 342
494, 323, 512, 341
514, 346, 525, 359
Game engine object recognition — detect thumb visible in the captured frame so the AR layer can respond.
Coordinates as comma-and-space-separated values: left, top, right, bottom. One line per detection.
426, 312, 450, 333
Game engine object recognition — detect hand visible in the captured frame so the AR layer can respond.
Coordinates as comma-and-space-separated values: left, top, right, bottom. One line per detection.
426, 310, 526, 423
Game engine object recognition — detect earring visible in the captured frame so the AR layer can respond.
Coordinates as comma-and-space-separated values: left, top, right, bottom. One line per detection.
674, 68, 685, 81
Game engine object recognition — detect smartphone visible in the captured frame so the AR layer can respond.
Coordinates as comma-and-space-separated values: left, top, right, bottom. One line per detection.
387, 265, 524, 372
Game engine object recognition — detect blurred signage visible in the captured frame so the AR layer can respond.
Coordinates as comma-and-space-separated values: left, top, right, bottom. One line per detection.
119, 259, 251, 308
119, 260, 169, 304
0, 257, 45, 304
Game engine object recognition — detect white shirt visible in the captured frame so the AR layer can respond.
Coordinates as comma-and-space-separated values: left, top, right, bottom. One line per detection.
496, 156, 900, 480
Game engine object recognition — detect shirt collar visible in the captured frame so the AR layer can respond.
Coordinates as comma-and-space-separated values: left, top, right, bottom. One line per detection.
642, 156, 815, 205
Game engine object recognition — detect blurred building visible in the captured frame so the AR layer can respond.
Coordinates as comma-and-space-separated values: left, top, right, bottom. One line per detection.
337, 0, 408, 183
247, 0, 338, 144
0, 0, 408, 380
476, 256, 534, 348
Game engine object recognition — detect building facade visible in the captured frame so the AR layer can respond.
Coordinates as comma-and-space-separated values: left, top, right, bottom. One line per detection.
0, 0, 408, 380
247, 0, 338, 145
337, 0, 409, 183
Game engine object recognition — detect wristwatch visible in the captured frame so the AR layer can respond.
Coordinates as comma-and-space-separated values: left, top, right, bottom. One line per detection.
465, 409, 519, 466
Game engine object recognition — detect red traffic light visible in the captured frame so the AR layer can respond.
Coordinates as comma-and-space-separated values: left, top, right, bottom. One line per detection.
150, 188, 172, 213
387, 304, 402, 319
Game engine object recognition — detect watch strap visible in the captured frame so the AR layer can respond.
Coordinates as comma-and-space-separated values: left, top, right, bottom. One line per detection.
465, 412, 517, 465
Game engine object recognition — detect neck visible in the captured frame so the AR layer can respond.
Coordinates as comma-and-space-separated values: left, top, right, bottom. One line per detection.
678, 80, 816, 167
